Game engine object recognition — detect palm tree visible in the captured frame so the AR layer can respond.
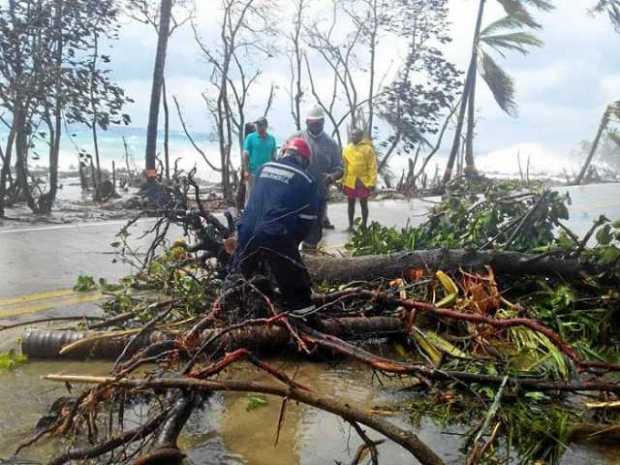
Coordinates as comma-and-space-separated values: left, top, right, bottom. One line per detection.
442, 0, 553, 185
575, 101, 620, 185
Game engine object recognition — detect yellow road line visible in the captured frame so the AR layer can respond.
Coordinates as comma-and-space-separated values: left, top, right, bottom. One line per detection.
0, 291, 104, 319
0, 288, 76, 306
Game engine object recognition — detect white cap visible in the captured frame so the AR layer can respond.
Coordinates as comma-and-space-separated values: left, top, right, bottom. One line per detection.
306, 106, 325, 121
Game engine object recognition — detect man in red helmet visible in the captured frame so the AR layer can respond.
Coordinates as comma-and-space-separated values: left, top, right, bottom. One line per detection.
228, 137, 319, 316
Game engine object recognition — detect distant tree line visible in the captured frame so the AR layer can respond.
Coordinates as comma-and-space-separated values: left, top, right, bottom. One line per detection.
0, 0, 618, 214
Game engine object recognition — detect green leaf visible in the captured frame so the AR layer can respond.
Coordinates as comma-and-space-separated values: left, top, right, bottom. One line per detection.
412, 328, 443, 367
0, 351, 28, 372
598, 246, 620, 265
424, 331, 471, 359
73, 274, 97, 292
524, 391, 548, 401
246, 395, 268, 411
596, 224, 613, 245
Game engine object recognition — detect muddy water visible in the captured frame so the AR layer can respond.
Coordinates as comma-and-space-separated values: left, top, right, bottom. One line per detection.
1, 355, 619, 465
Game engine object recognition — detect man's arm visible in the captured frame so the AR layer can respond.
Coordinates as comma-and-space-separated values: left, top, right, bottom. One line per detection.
326, 140, 344, 182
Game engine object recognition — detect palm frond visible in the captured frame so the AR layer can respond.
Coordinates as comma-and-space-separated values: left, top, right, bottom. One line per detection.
481, 32, 544, 56
495, 0, 541, 28
593, 0, 620, 30
479, 50, 518, 117
520, 0, 555, 12
481, 15, 526, 36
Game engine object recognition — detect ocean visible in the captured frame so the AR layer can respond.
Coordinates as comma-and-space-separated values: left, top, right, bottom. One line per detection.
1, 125, 590, 184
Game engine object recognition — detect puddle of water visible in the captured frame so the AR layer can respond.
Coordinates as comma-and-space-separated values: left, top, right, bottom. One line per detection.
3, 359, 618, 465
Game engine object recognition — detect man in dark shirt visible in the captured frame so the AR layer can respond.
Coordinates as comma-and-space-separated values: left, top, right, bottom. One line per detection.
229, 137, 319, 315
293, 107, 343, 250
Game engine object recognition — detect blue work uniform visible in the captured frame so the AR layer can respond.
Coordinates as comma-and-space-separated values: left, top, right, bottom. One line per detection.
231, 156, 319, 309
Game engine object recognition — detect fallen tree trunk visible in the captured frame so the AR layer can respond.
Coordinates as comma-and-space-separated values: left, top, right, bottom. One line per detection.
22, 317, 404, 360
44, 375, 447, 465
305, 249, 602, 283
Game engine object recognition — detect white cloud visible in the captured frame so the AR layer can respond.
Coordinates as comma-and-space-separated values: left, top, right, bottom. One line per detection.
105, 0, 620, 172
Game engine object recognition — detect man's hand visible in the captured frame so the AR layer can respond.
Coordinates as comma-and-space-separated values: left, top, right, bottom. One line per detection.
224, 236, 238, 255
322, 173, 336, 184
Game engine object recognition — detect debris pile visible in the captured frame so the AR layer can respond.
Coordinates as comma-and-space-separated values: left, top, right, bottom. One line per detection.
7, 177, 620, 465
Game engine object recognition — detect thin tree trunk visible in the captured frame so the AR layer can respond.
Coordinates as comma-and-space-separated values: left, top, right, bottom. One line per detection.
90, 30, 102, 199
443, 0, 485, 185
0, 124, 16, 216
465, 67, 478, 174
292, 0, 304, 131
43, 0, 64, 213
367, 0, 378, 137
145, 0, 173, 177
575, 105, 610, 185
14, 107, 36, 211
162, 79, 170, 181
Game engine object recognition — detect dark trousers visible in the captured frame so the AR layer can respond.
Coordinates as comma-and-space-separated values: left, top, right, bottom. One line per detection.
231, 236, 313, 310
304, 198, 326, 247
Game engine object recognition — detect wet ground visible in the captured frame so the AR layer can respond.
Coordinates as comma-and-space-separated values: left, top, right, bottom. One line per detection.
1, 183, 620, 464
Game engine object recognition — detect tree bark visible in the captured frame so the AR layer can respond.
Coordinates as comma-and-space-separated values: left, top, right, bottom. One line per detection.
305, 249, 603, 283
465, 65, 477, 174
22, 317, 404, 360
0, 123, 16, 216
145, 0, 173, 175
162, 79, 170, 181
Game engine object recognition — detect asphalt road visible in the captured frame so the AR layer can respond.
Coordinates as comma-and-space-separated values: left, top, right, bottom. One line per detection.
1, 183, 619, 322
0, 198, 436, 298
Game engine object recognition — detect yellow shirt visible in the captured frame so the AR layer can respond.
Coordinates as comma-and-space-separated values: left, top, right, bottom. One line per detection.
341, 139, 378, 190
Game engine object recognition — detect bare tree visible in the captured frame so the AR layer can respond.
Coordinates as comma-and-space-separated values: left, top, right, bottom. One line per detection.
287, 0, 309, 130
126, 0, 195, 181
306, 0, 364, 136
192, 0, 276, 203
143, 0, 173, 179
341, 0, 393, 138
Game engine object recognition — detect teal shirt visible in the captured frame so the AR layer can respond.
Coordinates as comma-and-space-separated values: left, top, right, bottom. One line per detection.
244, 132, 276, 174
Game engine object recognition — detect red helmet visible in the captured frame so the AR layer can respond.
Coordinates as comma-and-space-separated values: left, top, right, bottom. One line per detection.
285, 137, 312, 160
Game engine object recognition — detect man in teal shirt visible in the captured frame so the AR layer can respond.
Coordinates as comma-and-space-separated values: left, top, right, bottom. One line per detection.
243, 117, 277, 193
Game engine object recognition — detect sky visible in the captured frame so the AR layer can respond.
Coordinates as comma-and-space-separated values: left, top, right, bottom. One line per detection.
104, 0, 620, 177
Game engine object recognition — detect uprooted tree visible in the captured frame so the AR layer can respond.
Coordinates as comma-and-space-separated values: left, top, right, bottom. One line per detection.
7, 176, 620, 465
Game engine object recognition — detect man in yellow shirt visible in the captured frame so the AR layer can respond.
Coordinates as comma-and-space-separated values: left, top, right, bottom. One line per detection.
341, 129, 377, 231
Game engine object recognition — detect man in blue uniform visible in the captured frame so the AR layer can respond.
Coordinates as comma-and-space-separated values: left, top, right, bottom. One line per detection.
229, 137, 319, 316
